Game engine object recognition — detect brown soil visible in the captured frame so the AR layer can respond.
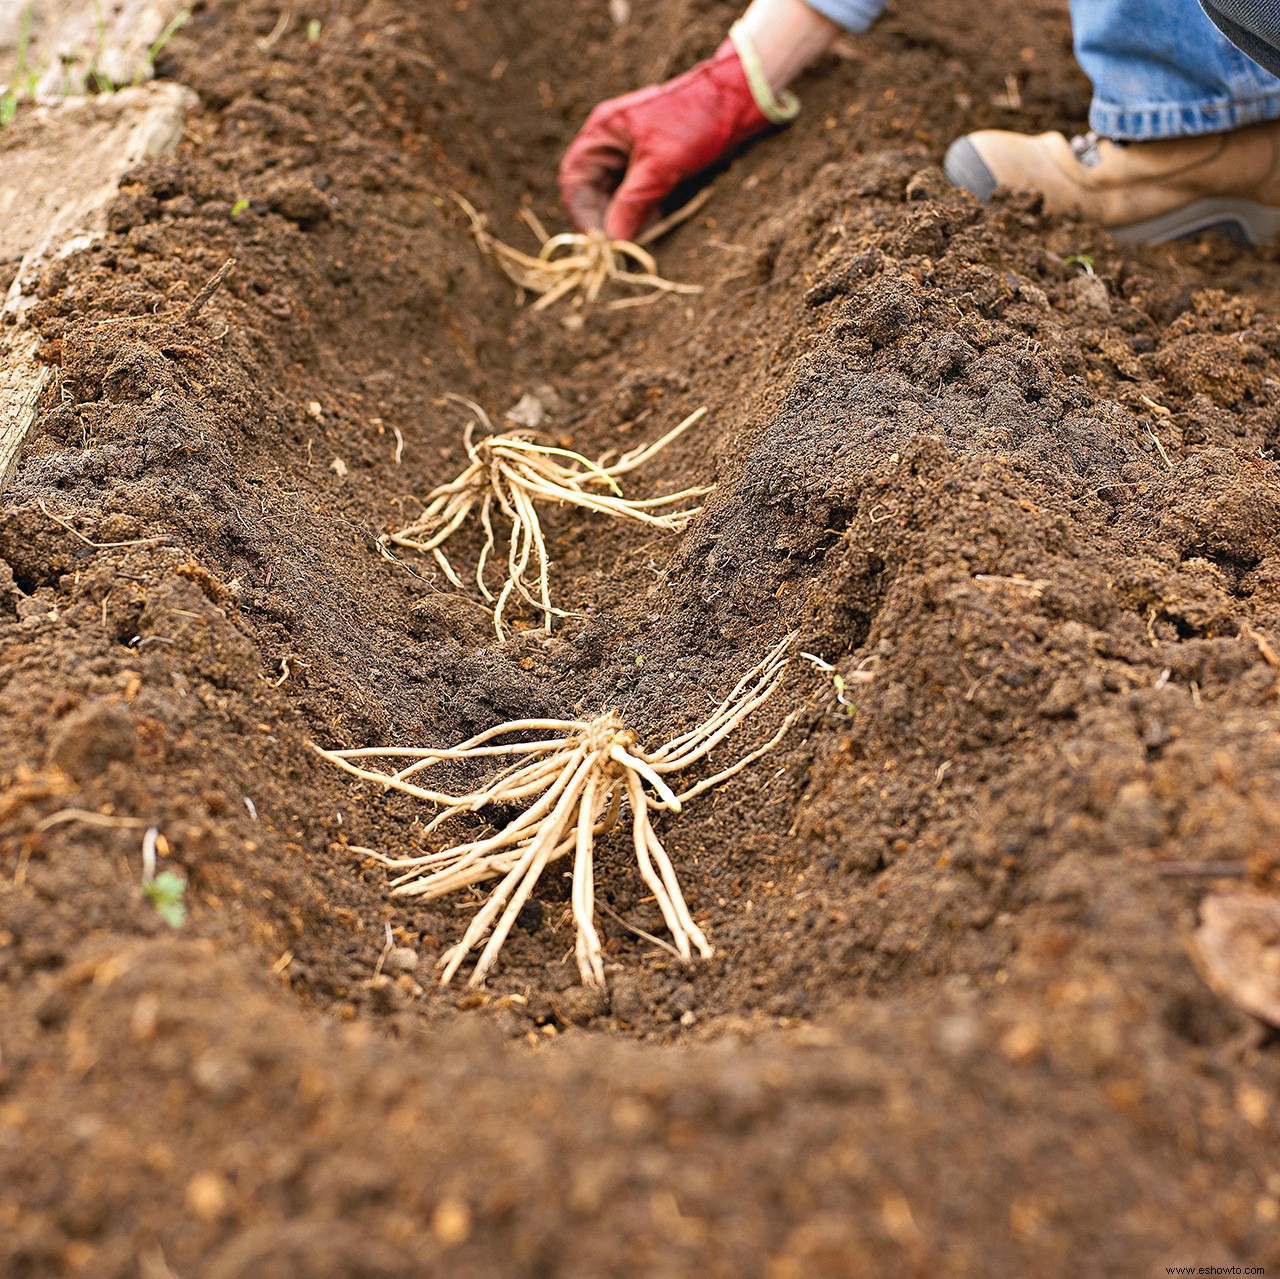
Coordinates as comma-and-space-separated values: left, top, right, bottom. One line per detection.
4, 0, 1280, 1274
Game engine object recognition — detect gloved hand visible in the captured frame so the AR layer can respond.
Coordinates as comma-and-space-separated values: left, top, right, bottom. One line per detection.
558, 25, 799, 242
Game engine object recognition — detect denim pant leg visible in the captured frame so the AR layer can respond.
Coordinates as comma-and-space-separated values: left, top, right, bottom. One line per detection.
1071, 0, 1280, 138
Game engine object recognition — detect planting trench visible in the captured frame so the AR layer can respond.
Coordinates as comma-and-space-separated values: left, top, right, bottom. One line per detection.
4, 0, 1280, 1273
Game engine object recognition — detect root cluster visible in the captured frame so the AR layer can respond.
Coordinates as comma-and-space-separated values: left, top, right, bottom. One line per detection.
386, 398, 710, 639
453, 194, 703, 311
318, 635, 795, 988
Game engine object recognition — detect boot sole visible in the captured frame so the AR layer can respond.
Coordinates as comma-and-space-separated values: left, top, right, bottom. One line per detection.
944, 136, 1280, 247
1110, 198, 1280, 247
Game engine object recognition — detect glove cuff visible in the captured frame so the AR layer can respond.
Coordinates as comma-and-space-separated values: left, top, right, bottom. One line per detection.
728, 22, 801, 126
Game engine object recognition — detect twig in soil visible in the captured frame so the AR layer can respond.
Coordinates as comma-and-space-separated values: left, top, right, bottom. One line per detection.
372, 921, 395, 979
973, 573, 1049, 595
1143, 422, 1174, 471
451, 194, 702, 312
1156, 861, 1247, 878
993, 72, 1022, 110
182, 257, 236, 325
256, 8, 292, 51
316, 634, 796, 988
1240, 621, 1279, 668
37, 499, 168, 550
596, 897, 685, 961
36, 808, 149, 832
385, 398, 711, 640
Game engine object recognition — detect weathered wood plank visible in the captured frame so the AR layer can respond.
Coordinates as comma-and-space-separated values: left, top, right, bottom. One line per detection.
0, 331, 48, 497
0, 82, 193, 497
0, 82, 193, 266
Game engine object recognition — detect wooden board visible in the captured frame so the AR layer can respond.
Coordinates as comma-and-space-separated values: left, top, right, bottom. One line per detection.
0, 330, 47, 497
0, 82, 193, 266
0, 82, 192, 497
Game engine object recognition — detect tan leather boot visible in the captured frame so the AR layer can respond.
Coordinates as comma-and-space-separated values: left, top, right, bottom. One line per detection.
944, 120, 1280, 245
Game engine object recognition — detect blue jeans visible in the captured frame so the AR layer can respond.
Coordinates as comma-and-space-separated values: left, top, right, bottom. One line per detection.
806, 0, 1280, 139
1072, 0, 1280, 137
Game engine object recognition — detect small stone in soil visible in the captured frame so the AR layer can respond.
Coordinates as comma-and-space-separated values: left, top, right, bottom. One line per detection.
383, 946, 419, 975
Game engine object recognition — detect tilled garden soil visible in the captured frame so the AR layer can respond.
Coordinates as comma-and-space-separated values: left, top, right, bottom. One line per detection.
4, 0, 1280, 1273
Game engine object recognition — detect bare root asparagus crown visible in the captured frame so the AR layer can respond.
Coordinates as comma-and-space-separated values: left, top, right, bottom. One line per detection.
317, 634, 796, 989
453, 193, 703, 311
385, 398, 711, 640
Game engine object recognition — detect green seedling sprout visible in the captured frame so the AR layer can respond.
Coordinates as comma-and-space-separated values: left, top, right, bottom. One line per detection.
307, 18, 322, 41
88, 0, 116, 92
231, 198, 251, 216
800, 650, 876, 716
1, 4, 36, 128
831, 672, 855, 714
136, 6, 190, 83
140, 827, 187, 928
144, 872, 188, 928
1063, 254, 1095, 276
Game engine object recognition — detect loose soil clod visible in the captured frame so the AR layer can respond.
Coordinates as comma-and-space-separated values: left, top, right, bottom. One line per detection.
453, 193, 703, 311
316, 634, 795, 988
386, 398, 711, 638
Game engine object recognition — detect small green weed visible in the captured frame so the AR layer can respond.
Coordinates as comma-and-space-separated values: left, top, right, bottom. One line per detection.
86, 0, 117, 91
143, 869, 188, 928
137, 6, 190, 82
1, 3, 37, 129
1, 0, 187, 124
801, 650, 875, 717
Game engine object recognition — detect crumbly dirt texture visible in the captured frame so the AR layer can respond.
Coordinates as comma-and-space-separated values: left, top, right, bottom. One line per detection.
4, 0, 1280, 1275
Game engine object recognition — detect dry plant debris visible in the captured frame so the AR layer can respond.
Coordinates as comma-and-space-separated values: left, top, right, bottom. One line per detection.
1193, 891, 1280, 1028
317, 634, 796, 988
386, 398, 711, 639
452, 192, 705, 311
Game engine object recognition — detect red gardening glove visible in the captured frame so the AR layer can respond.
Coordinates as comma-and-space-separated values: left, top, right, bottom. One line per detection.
558, 38, 772, 242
